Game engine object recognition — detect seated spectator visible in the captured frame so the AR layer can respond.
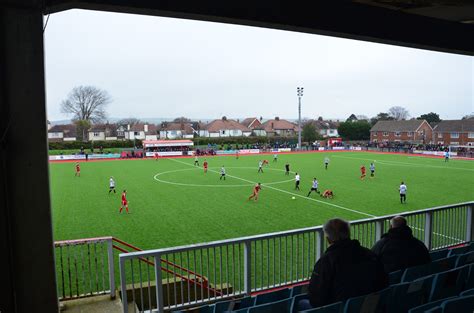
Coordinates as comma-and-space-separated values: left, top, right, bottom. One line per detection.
371, 216, 430, 273
299, 218, 388, 310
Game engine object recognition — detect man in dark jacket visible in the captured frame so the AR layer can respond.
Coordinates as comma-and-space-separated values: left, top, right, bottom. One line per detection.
372, 216, 431, 273
299, 218, 388, 310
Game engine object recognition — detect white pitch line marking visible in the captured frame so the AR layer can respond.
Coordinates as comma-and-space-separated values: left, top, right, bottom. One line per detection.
169, 158, 375, 218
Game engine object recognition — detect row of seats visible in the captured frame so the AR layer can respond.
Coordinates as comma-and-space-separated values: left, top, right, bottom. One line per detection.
389, 245, 474, 284
173, 244, 474, 313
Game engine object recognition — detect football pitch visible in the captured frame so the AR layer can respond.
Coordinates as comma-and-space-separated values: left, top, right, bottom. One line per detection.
50, 152, 474, 250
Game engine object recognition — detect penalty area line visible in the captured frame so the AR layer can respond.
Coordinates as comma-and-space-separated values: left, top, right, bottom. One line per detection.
169, 158, 375, 218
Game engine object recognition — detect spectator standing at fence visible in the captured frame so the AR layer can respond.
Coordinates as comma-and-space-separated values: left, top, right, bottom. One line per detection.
372, 216, 430, 273
399, 182, 407, 203
298, 218, 388, 310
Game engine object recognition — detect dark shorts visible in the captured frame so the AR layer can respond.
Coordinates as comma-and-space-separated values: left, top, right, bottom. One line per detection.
110, 186, 115, 189
400, 194, 406, 199
296, 181, 300, 185
311, 187, 318, 191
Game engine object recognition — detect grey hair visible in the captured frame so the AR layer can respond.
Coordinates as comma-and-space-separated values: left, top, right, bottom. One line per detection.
323, 218, 351, 242
390, 216, 407, 228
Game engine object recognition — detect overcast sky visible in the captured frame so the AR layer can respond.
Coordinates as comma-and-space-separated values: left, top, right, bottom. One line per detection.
44, 9, 473, 122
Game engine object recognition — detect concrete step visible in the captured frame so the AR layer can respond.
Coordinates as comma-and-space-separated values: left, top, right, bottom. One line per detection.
59, 295, 123, 313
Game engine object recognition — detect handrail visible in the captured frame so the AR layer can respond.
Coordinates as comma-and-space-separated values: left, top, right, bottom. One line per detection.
119, 201, 474, 260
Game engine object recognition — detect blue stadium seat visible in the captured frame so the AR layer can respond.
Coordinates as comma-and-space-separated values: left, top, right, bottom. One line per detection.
455, 251, 474, 267
407, 296, 456, 313
401, 256, 457, 282
465, 264, 474, 290
388, 270, 403, 285
299, 302, 343, 313
343, 287, 391, 313
248, 298, 292, 313
387, 275, 435, 313
255, 288, 291, 305
441, 295, 474, 313
214, 296, 255, 313
291, 284, 309, 297
430, 249, 449, 261
429, 265, 470, 301
460, 288, 474, 296
447, 244, 473, 257
290, 293, 308, 313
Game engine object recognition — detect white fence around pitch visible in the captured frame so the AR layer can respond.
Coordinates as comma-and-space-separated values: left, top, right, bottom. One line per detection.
54, 236, 116, 301
119, 201, 474, 313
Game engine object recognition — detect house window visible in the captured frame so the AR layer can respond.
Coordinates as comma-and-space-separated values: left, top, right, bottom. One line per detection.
451, 133, 459, 138
117, 131, 124, 136
395, 131, 401, 137
134, 131, 140, 136
383, 132, 388, 136
468, 132, 474, 139
451, 142, 459, 145
93, 132, 99, 137
438, 133, 443, 138
407, 132, 413, 136
221, 130, 225, 135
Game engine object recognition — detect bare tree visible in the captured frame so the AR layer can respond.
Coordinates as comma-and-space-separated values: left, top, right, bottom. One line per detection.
388, 106, 410, 120
61, 86, 111, 123
118, 118, 141, 126
173, 117, 191, 123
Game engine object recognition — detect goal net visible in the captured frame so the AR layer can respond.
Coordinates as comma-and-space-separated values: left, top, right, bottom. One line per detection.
448, 145, 474, 159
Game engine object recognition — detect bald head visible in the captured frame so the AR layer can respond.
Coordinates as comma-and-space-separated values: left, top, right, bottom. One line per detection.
390, 216, 407, 229
323, 218, 350, 244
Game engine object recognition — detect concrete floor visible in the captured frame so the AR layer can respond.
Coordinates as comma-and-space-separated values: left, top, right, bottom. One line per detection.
59, 295, 125, 313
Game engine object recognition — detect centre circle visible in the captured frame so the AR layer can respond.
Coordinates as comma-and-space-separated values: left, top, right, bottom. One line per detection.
153, 167, 294, 188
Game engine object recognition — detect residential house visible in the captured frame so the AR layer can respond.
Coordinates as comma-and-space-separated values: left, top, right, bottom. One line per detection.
312, 120, 339, 138
262, 117, 299, 137
48, 124, 77, 142
160, 122, 195, 139
116, 125, 127, 140
88, 124, 118, 141
241, 117, 266, 136
432, 119, 474, 146
125, 123, 159, 140
370, 120, 432, 144
205, 117, 252, 137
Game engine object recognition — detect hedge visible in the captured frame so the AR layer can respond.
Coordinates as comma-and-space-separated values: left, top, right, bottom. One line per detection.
48, 140, 142, 150
48, 136, 298, 151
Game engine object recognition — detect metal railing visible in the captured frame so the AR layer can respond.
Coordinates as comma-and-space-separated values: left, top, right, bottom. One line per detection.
54, 236, 115, 301
118, 201, 473, 312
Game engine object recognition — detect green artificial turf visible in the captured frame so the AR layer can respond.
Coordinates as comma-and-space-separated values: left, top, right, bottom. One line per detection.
50, 152, 474, 250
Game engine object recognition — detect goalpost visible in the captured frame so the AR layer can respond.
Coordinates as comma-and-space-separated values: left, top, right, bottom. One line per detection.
448, 145, 474, 159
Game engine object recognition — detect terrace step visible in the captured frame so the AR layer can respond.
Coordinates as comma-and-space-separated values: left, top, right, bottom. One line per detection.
59, 295, 123, 313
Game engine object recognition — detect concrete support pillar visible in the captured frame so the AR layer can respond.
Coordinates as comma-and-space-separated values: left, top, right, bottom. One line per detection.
0, 3, 58, 312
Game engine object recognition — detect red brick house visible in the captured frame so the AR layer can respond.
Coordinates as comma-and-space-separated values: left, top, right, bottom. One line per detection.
262, 117, 299, 137
432, 119, 474, 146
370, 120, 432, 144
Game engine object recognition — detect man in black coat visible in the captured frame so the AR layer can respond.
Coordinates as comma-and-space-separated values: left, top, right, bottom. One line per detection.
299, 218, 388, 310
372, 216, 431, 273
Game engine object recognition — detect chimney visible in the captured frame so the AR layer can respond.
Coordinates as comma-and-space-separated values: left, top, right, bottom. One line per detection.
144, 124, 149, 132
127, 124, 130, 131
